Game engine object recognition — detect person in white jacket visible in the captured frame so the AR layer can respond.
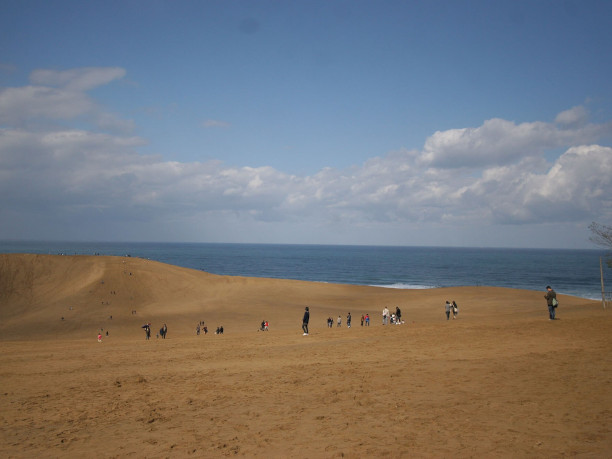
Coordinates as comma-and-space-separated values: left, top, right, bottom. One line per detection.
382, 307, 389, 325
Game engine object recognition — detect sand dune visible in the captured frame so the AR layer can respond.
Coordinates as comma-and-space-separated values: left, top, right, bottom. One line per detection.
0, 253, 610, 457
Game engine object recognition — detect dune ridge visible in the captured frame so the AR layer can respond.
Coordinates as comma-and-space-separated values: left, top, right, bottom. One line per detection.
0, 253, 610, 457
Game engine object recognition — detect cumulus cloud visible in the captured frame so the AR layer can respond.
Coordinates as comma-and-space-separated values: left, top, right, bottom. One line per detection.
420, 108, 612, 168
1, 70, 611, 244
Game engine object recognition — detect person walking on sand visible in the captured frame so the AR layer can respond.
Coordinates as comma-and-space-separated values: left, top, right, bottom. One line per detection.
544, 286, 558, 320
452, 301, 458, 319
347, 312, 352, 328
365, 313, 370, 326
337, 315, 342, 327
302, 307, 310, 336
445, 301, 451, 320
382, 307, 389, 325
97, 333, 102, 343
396, 306, 402, 324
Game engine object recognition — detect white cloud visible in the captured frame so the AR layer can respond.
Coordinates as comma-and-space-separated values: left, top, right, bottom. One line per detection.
1, 71, 611, 246
555, 105, 588, 127
420, 108, 612, 168
0, 85, 95, 123
0, 67, 128, 129
29, 67, 126, 91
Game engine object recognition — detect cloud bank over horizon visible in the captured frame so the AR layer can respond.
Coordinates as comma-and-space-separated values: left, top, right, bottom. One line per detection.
1, 67, 611, 248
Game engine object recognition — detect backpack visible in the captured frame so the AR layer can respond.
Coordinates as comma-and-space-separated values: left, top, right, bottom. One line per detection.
552, 298, 558, 307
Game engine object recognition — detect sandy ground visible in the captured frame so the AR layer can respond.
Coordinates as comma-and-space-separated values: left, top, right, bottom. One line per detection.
0, 254, 610, 458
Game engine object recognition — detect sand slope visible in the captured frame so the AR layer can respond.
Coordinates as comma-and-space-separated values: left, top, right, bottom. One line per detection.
0, 254, 610, 457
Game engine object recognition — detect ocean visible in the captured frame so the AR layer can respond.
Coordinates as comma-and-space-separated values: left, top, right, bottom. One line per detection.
1, 241, 609, 300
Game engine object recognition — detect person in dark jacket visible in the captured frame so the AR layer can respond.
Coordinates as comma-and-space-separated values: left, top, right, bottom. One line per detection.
544, 286, 557, 320
302, 307, 310, 336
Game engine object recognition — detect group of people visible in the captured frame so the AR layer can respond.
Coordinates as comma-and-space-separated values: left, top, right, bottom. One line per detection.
196, 322, 208, 335
133, 286, 559, 342
444, 301, 459, 320
382, 306, 403, 325
141, 322, 168, 339
307, 306, 407, 335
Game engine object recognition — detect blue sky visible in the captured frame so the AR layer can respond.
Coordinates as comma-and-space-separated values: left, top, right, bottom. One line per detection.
1, 0, 611, 248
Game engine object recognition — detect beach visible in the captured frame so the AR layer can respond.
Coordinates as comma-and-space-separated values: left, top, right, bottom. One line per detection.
1, 254, 610, 457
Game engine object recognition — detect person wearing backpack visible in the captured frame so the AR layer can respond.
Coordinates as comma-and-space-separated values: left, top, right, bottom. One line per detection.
544, 286, 558, 320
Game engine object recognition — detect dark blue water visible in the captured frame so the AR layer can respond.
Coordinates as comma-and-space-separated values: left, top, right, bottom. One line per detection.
1, 241, 609, 300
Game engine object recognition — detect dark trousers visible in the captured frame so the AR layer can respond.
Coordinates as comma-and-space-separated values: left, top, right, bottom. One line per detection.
302, 323, 309, 333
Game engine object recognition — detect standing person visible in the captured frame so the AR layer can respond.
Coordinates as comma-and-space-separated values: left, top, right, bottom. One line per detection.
143, 323, 151, 340
97, 333, 102, 343
382, 307, 389, 325
396, 307, 402, 324
337, 315, 342, 327
365, 313, 370, 326
302, 307, 310, 336
544, 286, 558, 320
452, 301, 458, 319
347, 312, 352, 328
360, 315, 364, 326
445, 301, 451, 320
